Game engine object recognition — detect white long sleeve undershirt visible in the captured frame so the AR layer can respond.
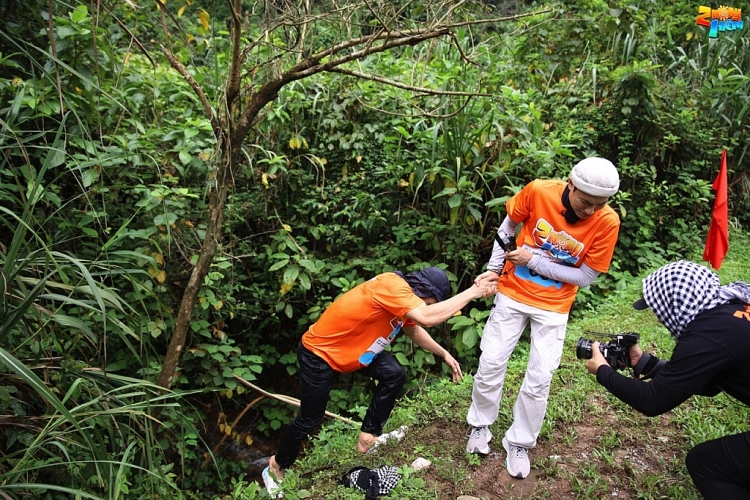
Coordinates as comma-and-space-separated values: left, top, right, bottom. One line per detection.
488, 215, 600, 287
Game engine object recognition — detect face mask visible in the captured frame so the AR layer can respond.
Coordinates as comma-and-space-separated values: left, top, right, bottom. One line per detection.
561, 186, 580, 224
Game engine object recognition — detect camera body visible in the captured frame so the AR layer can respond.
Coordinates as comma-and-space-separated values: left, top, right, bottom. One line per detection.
495, 231, 517, 253
576, 332, 640, 371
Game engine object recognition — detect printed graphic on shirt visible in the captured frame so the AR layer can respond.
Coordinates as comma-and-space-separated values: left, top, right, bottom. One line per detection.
734, 304, 750, 322
515, 264, 563, 290
358, 317, 403, 366
532, 218, 584, 265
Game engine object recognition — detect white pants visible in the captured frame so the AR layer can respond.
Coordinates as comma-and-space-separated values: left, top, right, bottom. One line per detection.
466, 293, 568, 449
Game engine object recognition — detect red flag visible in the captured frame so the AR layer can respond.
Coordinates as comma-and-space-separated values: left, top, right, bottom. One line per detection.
703, 149, 729, 269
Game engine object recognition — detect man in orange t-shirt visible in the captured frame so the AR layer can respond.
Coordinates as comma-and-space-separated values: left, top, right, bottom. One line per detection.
465, 157, 621, 480
263, 267, 497, 497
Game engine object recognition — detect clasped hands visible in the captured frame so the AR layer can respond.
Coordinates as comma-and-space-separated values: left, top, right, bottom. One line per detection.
473, 272, 499, 298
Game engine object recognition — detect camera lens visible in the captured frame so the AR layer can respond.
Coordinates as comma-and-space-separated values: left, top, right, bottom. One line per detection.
575, 338, 594, 360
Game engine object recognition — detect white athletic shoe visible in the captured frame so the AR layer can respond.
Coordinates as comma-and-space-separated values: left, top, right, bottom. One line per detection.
502, 436, 530, 479
466, 426, 493, 455
262, 466, 284, 498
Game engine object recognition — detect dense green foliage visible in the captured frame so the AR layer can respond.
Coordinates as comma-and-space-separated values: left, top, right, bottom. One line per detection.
0, 0, 748, 496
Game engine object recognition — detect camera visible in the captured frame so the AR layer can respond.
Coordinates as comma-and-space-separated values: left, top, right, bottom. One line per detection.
575, 332, 640, 371
495, 231, 517, 253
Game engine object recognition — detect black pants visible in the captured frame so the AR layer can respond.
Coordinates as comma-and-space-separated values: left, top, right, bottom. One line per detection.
274, 342, 406, 469
686, 431, 750, 499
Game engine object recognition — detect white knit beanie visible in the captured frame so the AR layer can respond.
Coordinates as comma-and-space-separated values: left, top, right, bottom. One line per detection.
569, 157, 620, 197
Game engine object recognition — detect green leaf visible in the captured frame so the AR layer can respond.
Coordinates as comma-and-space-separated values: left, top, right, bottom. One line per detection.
283, 265, 300, 283
70, 4, 89, 22
448, 194, 463, 208
56, 26, 75, 38
50, 314, 96, 341
462, 327, 477, 349
298, 259, 315, 270
184, 128, 200, 139
26, 181, 45, 205
269, 258, 289, 271
153, 213, 178, 226
298, 273, 311, 290
485, 196, 510, 207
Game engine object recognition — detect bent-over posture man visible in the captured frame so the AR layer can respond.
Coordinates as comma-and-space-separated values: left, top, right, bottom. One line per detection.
585, 260, 750, 500
263, 267, 497, 497
466, 157, 621, 479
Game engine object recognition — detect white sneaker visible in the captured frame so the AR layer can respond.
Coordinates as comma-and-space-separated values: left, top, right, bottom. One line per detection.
262, 466, 284, 498
367, 425, 409, 454
502, 437, 530, 479
466, 426, 493, 454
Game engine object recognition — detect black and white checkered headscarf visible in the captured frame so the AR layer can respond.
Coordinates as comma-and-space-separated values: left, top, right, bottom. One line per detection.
640, 260, 750, 338
340, 465, 401, 499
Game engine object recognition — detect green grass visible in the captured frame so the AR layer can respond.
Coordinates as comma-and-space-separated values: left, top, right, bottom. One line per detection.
225, 229, 750, 500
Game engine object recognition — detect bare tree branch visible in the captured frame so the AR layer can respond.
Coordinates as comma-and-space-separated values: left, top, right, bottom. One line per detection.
225, 0, 243, 107
96, 1, 155, 68
328, 67, 489, 97
160, 46, 222, 141
352, 93, 475, 120
449, 31, 479, 67
290, 29, 451, 79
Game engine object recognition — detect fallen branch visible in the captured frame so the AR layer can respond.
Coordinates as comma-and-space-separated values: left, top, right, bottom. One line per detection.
232, 375, 360, 427
200, 394, 267, 470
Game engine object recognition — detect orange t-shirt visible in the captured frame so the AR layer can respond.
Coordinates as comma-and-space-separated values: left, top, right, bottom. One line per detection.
301, 273, 424, 373
499, 179, 620, 313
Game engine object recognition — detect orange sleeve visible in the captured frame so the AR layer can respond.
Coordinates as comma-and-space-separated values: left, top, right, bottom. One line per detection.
505, 180, 536, 223
582, 214, 620, 272
372, 274, 424, 323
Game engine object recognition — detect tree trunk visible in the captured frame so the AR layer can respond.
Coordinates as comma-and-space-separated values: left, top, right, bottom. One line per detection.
156, 150, 233, 389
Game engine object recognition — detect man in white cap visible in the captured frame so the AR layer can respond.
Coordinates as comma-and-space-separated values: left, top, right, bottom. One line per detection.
465, 157, 621, 479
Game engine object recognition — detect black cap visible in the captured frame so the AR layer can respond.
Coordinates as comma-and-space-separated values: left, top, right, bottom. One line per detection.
419, 267, 451, 302
399, 267, 451, 302
633, 298, 649, 310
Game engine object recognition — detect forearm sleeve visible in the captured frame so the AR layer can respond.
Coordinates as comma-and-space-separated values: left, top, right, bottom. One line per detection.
527, 257, 600, 287
488, 216, 518, 271
596, 366, 691, 417
633, 352, 667, 379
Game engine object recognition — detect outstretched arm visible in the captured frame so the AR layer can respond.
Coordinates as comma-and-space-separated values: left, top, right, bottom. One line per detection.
404, 326, 463, 382
594, 365, 691, 416
585, 342, 689, 416
405, 275, 496, 328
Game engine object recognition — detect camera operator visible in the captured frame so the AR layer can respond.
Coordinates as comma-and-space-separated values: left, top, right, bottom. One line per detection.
585, 260, 750, 499
466, 158, 621, 479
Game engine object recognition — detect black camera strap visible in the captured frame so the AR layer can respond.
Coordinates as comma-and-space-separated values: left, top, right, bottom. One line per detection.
491, 230, 517, 277
494, 231, 516, 253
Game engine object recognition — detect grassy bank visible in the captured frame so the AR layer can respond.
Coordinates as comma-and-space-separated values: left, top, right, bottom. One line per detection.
226, 229, 749, 500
